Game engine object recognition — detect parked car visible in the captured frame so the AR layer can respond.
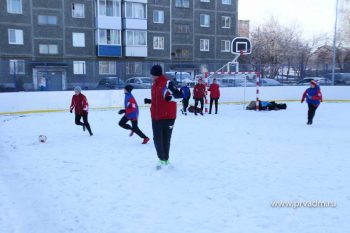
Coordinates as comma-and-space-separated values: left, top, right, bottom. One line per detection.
165, 71, 195, 87
324, 73, 350, 85
96, 77, 125, 90
125, 77, 152, 89
260, 78, 282, 86
216, 77, 255, 87
296, 77, 331, 86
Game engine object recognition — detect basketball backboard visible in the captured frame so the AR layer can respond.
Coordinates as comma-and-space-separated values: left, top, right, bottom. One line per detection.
231, 37, 252, 55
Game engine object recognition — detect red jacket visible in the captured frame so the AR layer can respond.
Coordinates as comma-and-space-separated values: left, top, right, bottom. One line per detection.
193, 83, 206, 99
151, 75, 177, 120
70, 93, 89, 115
208, 83, 220, 99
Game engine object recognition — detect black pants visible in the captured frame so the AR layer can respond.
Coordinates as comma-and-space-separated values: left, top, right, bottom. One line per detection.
308, 104, 318, 123
152, 119, 175, 161
75, 113, 92, 135
182, 98, 190, 112
194, 98, 204, 114
209, 98, 219, 114
119, 116, 147, 139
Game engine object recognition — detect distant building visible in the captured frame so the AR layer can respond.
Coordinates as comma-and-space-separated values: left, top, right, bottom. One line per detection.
238, 20, 250, 38
0, 0, 238, 91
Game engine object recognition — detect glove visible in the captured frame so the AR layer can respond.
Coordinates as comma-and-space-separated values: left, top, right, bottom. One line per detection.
144, 98, 152, 104
165, 96, 172, 102
70, 109, 72, 113
118, 109, 125, 115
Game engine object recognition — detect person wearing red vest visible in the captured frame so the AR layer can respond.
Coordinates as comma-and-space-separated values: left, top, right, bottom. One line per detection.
144, 65, 183, 169
208, 78, 220, 114
193, 78, 206, 115
70, 86, 93, 136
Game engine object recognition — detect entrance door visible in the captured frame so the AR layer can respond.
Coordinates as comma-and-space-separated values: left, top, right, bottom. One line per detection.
38, 71, 63, 91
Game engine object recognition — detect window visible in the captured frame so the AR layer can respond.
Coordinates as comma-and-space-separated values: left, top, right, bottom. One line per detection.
200, 0, 210, 2
153, 10, 164, 24
7, 0, 22, 14
200, 14, 210, 27
73, 61, 86, 75
39, 44, 58, 54
175, 24, 190, 33
222, 0, 232, 4
99, 0, 120, 17
8, 29, 23, 45
72, 3, 85, 18
175, 49, 190, 58
222, 16, 231, 28
125, 2, 146, 19
38, 15, 58, 25
221, 40, 230, 52
153, 36, 164, 50
126, 30, 147, 46
99, 29, 121, 45
9, 60, 25, 74
175, 0, 189, 8
200, 39, 209, 51
99, 61, 116, 75
126, 62, 142, 75
73, 33, 85, 47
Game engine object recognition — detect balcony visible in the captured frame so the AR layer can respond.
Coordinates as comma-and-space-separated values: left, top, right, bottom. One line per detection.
97, 45, 122, 57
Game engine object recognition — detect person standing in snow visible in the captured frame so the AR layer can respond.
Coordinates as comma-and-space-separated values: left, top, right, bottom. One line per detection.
301, 80, 323, 125
70, 86, 93, 136
144, 65, 183, 169
193, 78, 206, 115
180, 81, 191, 115
118, 85, 150, 144
208, 78, 220, 114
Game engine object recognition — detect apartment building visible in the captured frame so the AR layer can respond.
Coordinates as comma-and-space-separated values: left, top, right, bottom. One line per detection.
0, 0, 238, 91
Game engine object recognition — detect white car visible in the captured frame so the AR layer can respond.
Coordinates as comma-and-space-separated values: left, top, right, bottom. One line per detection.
260, 78, 282, 86
216, 77, 255, 87
165, 72, 195, 87
125, 77, 152, 89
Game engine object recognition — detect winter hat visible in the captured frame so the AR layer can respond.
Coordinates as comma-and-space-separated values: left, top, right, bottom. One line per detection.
74, 86, 82, 92
150, 65, 163, 76
310, 80, 317, 86
124, 84, 134, 93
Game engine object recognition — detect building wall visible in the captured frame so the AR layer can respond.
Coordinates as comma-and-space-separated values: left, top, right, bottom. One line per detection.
1, 0, 239, 91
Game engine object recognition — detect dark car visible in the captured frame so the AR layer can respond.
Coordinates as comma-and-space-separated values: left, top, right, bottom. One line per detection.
296, 77, 331, 86
324, 73, 350, 85
96, 77, 125, 90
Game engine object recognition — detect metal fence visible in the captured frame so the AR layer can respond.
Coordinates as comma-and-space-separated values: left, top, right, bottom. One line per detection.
1, 59, 349, 92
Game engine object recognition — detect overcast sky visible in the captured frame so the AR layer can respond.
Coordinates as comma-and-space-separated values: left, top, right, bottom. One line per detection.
239, 0, 337, 39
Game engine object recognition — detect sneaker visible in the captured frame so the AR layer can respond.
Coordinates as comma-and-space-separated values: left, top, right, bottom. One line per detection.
89, 132, 93, 136
156, 160, 165, 170
129, 131, 134, 137
142, 137, 150, 144
185, 112, 187, 116
200, 112, 204, 116
82, 125, 86, 131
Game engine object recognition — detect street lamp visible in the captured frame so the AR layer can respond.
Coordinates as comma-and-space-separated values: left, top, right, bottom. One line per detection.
331, 0, 340, 85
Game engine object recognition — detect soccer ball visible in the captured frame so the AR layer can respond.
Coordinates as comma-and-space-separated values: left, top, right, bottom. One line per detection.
39, 135, 47, 143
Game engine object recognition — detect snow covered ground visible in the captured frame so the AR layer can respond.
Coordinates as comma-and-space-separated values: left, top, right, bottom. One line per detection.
1, 103, 349, 233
